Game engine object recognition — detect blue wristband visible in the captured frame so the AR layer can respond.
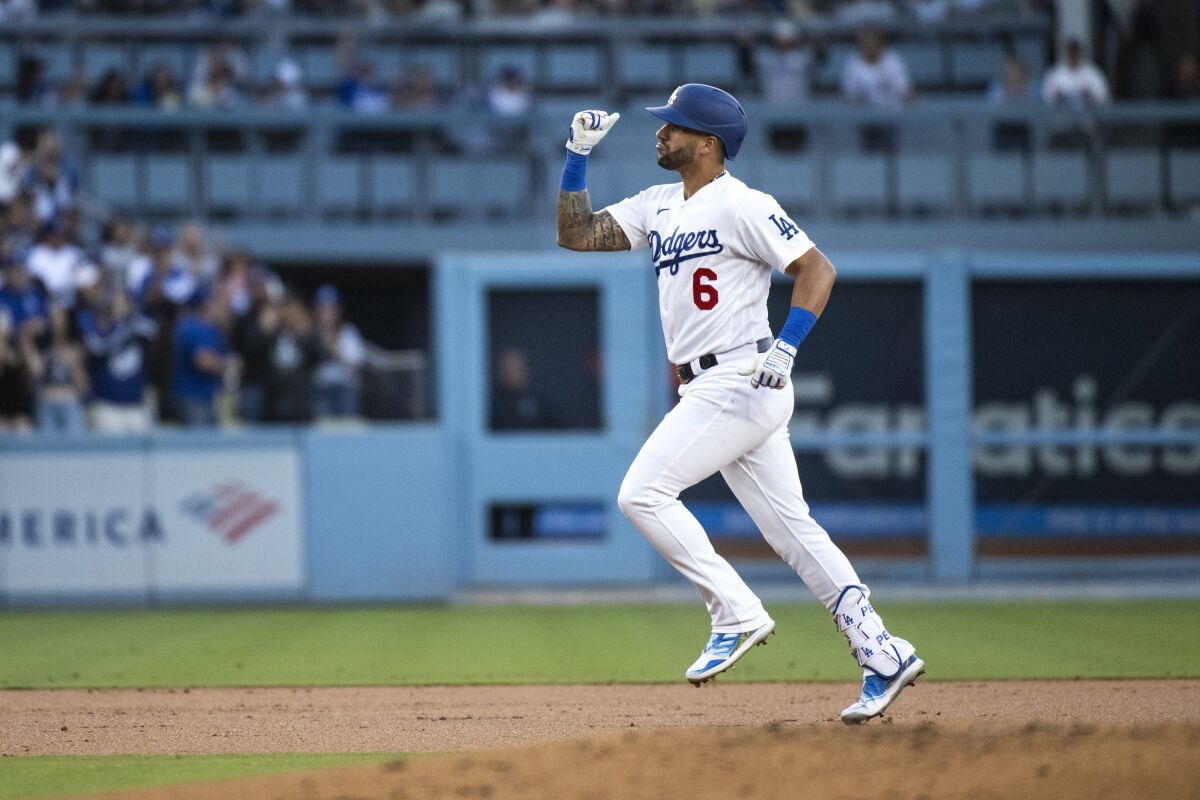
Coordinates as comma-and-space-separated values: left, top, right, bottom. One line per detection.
560, 151, 588, 192
778, 306, 818, 349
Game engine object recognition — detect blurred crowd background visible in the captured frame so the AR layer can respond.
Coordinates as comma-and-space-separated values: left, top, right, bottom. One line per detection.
0, 0, 1197, 434
4, 3, 1198, 112
0, 196, 368, 433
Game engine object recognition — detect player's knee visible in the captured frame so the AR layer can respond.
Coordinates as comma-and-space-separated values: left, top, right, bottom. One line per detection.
617, 481, 642, 518
617, 478, 654, 518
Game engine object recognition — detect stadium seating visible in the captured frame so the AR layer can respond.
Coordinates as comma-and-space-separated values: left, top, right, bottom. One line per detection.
968, 153, 1027, 212
1032, 152, 1090, 213
897, 154, 954, 214
1169, 151, 1200, 206
429, 156, 528, 217
143, 155, 192, 213
88, 154, 140, 209
369, 157, 418, 216
1104, 149, 1161, 211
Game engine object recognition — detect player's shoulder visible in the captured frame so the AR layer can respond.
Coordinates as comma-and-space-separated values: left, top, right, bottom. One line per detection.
725, 177, 783, 216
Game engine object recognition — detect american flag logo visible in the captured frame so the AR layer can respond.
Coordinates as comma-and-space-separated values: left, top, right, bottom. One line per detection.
180, 482, 280, 544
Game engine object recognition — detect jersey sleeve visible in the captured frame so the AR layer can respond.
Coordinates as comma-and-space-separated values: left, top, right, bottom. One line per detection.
735, 191, 815, 273
602, 190, 650, 251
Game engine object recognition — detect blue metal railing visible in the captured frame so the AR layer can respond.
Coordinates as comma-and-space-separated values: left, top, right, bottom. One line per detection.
4, 101, 1197, 226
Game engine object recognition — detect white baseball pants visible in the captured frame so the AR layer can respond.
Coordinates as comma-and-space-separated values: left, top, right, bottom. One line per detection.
618, 357, 863, 633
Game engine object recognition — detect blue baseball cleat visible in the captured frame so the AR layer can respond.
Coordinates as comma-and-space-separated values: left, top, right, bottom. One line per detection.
840, 654, 926, 724
685, 619, 775, 685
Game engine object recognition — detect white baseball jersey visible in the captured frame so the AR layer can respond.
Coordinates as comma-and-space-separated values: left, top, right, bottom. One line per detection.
604, 171, 814, 365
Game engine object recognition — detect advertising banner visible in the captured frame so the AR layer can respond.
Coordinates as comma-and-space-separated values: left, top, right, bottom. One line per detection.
972, 280, 1200, 549
0, 446, 305, 597
691, 279, 1200, 553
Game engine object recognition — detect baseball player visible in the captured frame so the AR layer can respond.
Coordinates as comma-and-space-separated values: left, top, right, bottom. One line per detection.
555, 85, 923, 723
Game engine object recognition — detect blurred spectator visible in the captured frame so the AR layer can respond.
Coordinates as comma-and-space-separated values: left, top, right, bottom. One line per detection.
391, 65, 448, 110
171, 289, 230, 426
313, 284, 365, 419
1041, 39, 1110, 108
1176, 51, 1200, 100
16, 56, 51, 106
988, 52, 1035, 152
1, 192, 38, 255
77, 285, 156, 433
27, 218, 89, 309
529, 0, 582, 25
1128, 0, 1200, 99
99, 216, 140, 287
218, 248, 255, 316
0, 0, 36, 21
177, 222, 219, 284
335, 34, 389, 113
0, 310, 36, 432
0, 256, 43, 433
128, 227, 195, 420
23, 129, 80, 225
189, 40, 250, 98
33, 307, 88, 434
0, 253, 49, 337
746, 20, 823, 105
127, 226, 196, 307
490, 347, 557, 430
90, 69, 132, 106
841, 25, 913, 107
264, 291, 320, 422
903, 0, 946, 24
263, 59, 309, 111
0, 126, 40, 209
188, 56, 245, 109
133, 62, 184, 110
408, 0, 465, 21
481, 65, 534, 152
337, 59, 390, 113
988, 51, 1036, 105
230, 266, 279, 423
53, 68, 89, 109
487, 65, 534, 116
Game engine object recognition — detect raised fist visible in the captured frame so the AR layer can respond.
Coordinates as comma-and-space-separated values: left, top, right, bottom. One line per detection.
566, 110, 621, 156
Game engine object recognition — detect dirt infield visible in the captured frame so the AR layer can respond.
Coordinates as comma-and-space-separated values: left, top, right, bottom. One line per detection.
6, 680, 1200, 799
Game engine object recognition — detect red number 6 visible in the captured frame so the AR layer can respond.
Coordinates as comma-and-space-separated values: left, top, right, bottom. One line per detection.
692, 268, 718, 310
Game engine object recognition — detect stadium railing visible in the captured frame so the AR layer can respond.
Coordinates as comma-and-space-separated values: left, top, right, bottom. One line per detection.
4, 101, 1196, 225
0, 15, 1051, 96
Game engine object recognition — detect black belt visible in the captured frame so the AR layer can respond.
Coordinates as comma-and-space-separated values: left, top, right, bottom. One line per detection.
676, 338, 772, 385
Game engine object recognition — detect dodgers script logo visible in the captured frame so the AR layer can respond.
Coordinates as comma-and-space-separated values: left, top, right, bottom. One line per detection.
649, 227, 724, 276
180, 481, 279, 544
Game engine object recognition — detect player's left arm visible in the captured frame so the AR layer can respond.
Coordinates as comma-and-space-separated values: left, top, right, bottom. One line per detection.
742, 246, 836, 390
784, 245, 836, 318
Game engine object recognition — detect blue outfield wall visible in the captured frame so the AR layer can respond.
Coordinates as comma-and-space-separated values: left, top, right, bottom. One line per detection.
303, 426, 457, 602
2, 249, 1199, 605
0, 428, 461, 604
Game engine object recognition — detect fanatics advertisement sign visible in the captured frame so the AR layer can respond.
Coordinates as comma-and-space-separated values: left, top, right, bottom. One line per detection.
690, 279, 1200, 551
0, 447, 305, 597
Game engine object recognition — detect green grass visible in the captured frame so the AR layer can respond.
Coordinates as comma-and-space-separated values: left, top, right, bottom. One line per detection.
0, 753, 398, 799
0, 600, 1197, 688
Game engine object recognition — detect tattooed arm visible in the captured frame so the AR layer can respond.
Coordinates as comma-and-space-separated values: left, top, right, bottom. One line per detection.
556, 189, 631, 252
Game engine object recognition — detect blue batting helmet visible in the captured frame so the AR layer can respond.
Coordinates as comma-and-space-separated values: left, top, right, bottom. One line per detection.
645, 84, 748, 160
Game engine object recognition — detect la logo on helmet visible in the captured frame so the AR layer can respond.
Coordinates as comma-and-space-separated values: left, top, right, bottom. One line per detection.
668, 88, 679, 104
